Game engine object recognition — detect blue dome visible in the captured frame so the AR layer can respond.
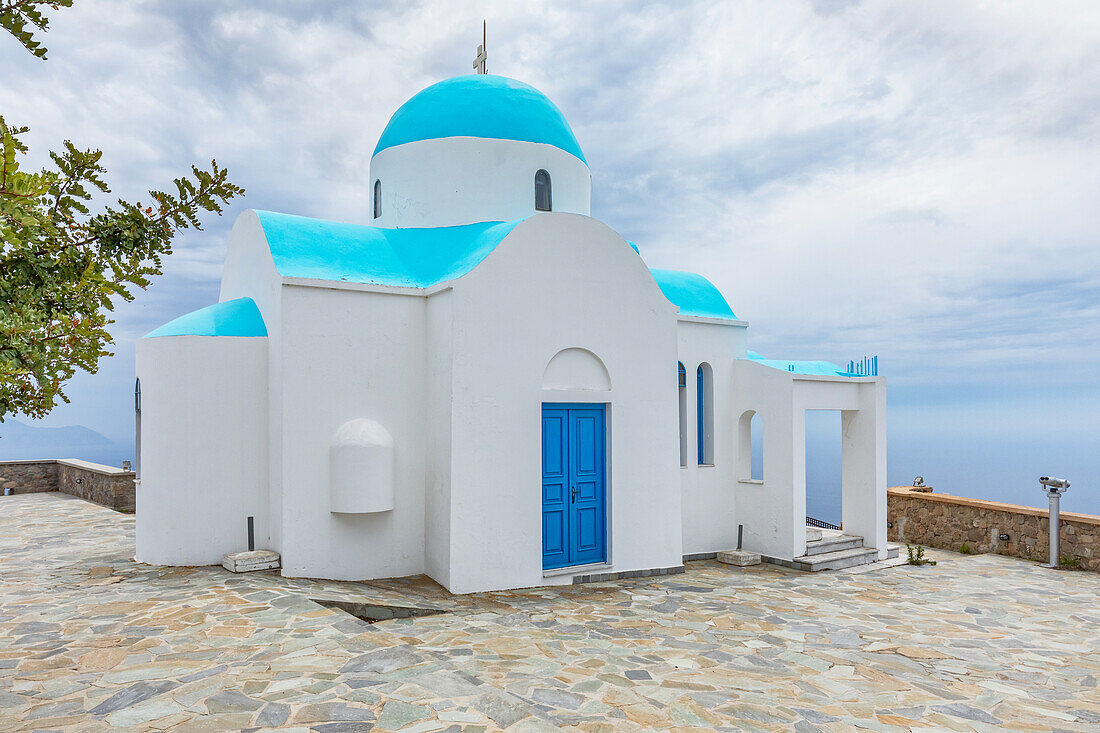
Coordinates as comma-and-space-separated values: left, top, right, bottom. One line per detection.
373, 75, 586, 164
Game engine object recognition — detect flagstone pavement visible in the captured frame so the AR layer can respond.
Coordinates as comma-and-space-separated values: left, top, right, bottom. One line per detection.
1, 493, 1099, 732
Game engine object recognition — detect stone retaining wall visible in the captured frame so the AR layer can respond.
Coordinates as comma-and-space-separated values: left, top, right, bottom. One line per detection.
888, 487, 1099, 571
0, 459, 135, 512
0, 460, 59, 494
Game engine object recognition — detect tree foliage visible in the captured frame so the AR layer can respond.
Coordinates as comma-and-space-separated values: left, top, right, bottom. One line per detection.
0, 0, 70, 59
1, 4, 245, 421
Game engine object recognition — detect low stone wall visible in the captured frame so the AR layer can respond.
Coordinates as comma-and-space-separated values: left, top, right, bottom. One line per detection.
888, 487, 1099, 571
0, 459, 135, 512
57, 460, 136, 513
0, 460, 59, 494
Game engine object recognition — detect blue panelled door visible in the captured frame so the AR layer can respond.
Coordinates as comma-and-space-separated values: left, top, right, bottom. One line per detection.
542, 404, 606, 570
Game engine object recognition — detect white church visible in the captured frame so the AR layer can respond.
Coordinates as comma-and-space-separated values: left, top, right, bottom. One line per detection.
135, 72, 888, 594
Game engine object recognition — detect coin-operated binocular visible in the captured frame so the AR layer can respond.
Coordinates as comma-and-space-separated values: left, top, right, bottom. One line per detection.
1039, 476, 1070, 568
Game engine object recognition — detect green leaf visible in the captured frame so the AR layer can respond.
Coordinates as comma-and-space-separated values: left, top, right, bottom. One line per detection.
0, 113, 244, 420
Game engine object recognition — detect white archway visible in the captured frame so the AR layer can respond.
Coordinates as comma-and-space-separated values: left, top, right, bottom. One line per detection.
542, 348, 611, 391
738, 409, 763, 482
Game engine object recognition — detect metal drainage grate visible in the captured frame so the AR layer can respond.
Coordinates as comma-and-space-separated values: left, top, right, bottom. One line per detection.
310, 598, 446, 624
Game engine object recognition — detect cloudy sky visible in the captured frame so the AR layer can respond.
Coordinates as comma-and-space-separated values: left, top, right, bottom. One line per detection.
3, 0, 1098, 512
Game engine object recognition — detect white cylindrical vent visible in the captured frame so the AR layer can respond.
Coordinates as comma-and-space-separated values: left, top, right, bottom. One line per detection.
330, 419, 395, 514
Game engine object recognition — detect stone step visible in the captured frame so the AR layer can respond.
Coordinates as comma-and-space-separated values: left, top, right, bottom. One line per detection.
222, 549, 280, 573
886, 544, 900, 559
717, 549, 761, 566
790, 546, 880, 572
805, 526, 823, 542
842, 555, 908, 574
804, 533, 863, 556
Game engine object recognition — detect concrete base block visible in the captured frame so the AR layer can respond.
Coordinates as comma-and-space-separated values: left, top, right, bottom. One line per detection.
222, 549, 280, 573
717, 549, 761, 567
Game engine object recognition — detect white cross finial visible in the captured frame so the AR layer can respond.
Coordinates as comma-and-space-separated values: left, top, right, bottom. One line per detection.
473, 20, 487, 74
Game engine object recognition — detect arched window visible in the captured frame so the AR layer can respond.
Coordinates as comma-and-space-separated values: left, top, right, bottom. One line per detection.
134, 378, 142, 480
751, 412, 763, 479
738, 410, 763, 482
697, 363, 714, 465
535, 169, 552, 211
373, 179, 382, 219
677, 362, 687, 466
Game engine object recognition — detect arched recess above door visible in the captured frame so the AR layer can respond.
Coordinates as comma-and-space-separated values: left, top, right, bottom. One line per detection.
542, 348, 611, 391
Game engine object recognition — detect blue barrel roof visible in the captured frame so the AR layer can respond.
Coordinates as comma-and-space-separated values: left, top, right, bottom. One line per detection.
373, 75, 587, 164
649, 269, 737, 320
145, 297, 267, 338
254, 211, 522, 288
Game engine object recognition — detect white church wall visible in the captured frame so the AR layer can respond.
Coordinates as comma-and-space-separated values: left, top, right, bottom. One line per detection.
731, 360, 888, 561
370, 137, 591, 228
135, 335, 268, 565
841, 380, 888, 560
424, 288, 454, 588
793, 377, 886, 558
276, 285, 428, 581
329, 418, 395, 514
676, 319, 749, 556
730, 359, 799, 561
219, 211, 283, 333
542, 347, 612, 390
443, 213, 682, 594
219, 210, 286, 553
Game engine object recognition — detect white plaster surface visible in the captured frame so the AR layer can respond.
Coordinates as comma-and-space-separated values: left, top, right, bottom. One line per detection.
135, 334, 268, 566
218, 209, 286, 553
137, 211, 887, 585
277, 286, 427, 581
542, 347, 611, 391
329, 419, 395, 514
677, 320, 748, 556
135, 103, 888, 589
424, 289, 454, 589
370, 137, 590, 228
730, 359, 887, 561
442, 213, 683, 593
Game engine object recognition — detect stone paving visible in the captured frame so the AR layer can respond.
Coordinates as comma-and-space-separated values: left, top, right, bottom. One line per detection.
2, 493, 1099, 732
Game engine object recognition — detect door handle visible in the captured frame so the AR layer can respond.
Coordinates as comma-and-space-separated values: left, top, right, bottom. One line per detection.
571, 486, 578, 503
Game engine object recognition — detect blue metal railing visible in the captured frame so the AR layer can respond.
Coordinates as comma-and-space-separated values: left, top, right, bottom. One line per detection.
846, 355, 878, 377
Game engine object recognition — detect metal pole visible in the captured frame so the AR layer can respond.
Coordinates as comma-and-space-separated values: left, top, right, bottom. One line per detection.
737, 524, 743, 551
1048, 491, 1060, 568
247, 516, 255, 552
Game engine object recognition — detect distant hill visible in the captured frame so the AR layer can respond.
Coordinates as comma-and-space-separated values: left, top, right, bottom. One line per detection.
0, 419, 129, 468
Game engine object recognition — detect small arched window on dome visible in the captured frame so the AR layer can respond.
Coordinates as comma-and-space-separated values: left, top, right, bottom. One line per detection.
373, 179, 382, 219
535, 169, 552, 212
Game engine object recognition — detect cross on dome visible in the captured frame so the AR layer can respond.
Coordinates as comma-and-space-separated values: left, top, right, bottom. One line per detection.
473, 20, 487, 74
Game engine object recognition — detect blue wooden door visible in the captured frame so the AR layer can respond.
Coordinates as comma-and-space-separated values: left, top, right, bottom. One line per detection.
541, 407, 570, 570
542, 404, 606, 569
